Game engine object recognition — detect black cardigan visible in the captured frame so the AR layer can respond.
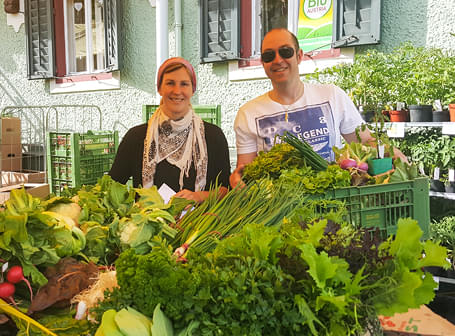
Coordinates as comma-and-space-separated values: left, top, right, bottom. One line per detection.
109, 122, 231, 191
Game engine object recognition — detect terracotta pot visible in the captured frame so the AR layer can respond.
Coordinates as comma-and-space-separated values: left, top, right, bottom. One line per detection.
389, 110, 408, 122
449, 104, 455, 122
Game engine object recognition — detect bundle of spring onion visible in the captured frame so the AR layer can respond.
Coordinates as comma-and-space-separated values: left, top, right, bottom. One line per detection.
171, 179, 306, 257
281, 131, 328, 171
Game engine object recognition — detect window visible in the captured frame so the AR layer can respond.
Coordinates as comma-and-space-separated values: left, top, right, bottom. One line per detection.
24, 0, 120, 88
64, 0, 106, 74
200, 0, 381, 65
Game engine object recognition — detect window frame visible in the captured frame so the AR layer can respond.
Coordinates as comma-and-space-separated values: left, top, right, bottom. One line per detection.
239, 0, 341, 68
25, 0, 120, 92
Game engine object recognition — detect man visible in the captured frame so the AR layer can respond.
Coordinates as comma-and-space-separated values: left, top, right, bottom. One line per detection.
230, 28, 405, 188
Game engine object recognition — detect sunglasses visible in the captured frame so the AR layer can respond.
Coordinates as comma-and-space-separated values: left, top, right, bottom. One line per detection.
261, 46, 295, 63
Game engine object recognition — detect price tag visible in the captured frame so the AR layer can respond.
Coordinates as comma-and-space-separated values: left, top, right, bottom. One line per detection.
449, 169, 455, 182
434, 167, 440, 180
378, 144, 385, 158
419, 166, 426, 176
442, 123, 455, 135
434, 99, 442, 111
387, 123, 405, 138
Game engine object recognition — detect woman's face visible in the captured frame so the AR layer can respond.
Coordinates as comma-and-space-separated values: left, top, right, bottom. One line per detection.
159, 67, 194, 120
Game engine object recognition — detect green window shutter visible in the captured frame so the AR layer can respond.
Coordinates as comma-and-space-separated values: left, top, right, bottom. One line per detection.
104, 0, 121, 71
24, 0, 55, 79
332, 0, 381, 48
200, 0, 240, 63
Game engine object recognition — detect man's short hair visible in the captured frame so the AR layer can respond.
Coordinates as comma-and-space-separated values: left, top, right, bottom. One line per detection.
261, 28, 300, 53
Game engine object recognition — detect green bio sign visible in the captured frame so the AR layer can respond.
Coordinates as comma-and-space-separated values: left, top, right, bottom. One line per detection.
298, 0, 333, 52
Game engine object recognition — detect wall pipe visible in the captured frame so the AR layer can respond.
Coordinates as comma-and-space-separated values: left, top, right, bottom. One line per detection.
156, 0, 169, 101
174, 0, 182, 56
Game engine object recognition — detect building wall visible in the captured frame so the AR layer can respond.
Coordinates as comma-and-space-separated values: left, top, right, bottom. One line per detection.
1, 0, 454, 152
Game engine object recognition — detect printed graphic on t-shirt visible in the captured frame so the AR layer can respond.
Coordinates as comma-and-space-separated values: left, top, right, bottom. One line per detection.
256, 102, 335, 161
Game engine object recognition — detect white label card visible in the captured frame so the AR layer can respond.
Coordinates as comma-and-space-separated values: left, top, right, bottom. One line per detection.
158, 183, 176, 204
419, 166, 426, 176
450, 169, 455, 182
434, 167, 440, 180
386, 123, 405, 138
378, 144, 385, 159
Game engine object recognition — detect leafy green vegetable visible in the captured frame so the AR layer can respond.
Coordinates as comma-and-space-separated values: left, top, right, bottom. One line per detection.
152, 304, 174, 336
243, 143, 306, 183
0, 190, 84, 286
109, 213, 448, 336
389, 158, 419, 183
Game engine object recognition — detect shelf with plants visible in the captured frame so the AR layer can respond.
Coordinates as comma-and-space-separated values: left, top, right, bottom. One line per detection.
305, 43, 455, 123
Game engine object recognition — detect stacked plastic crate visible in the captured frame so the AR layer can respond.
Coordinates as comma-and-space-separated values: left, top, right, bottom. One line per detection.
46, 131, 118, 195
308, 177, 431, 239
142, 105, 221, 126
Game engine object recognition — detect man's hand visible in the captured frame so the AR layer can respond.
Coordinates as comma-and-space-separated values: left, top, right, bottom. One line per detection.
230, 152, 257, 188
174, 189, 205, 203
229, 164, 246, 188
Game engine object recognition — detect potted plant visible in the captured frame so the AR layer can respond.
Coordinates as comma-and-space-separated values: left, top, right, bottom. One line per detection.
357, 114, 394, 176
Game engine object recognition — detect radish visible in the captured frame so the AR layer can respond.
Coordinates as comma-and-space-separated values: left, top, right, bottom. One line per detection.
0, 282, 18, 307
358, 162, 369, 171
340, 158, 357, 170
7, 266, 34, 301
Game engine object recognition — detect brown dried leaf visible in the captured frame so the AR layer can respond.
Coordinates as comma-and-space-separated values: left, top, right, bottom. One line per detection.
28, 257, 98, 314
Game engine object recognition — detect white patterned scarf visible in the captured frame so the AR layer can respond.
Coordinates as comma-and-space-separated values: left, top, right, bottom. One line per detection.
142, 106, 208, 191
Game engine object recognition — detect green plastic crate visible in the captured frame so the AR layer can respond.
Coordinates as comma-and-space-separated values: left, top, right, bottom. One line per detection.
308, 177, 430, 239
46, 131, 119, 195
142, 104, 221, 126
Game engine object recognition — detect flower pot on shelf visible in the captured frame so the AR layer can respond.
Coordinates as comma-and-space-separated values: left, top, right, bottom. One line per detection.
445, 182, 455, 193
389, 110, 408, 122
432, 109, 450, 122
367, 157, 393, 176
430, 179, 445, 192
362, 110, 375, 122
449, 104, 455, 122
409, 104, 433, 122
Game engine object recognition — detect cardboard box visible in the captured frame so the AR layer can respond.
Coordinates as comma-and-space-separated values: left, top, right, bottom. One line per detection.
0, 183, 49, 204
1, 143, 22, 172
1, 171, 46, 186
1, 143, 21, 159
0, 117, 21, 144
380, 305, 455, 335
1, 157, 22, 172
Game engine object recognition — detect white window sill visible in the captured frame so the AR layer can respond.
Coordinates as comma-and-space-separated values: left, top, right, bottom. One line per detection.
49, 71, 121, 94
228, 47, 355, 82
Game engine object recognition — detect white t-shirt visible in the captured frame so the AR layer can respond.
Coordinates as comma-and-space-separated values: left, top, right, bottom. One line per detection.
234, 82, 364, 161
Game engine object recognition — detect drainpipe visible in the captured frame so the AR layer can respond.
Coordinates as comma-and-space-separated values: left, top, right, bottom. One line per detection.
174, 0, 182, 56
156, 0, 169, 101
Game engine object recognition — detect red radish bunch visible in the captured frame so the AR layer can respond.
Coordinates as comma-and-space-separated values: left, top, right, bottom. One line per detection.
0, 264, 34, 307
339, 158, 369, 172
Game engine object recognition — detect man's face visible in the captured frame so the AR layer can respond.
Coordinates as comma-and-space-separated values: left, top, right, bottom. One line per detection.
261, 30, 302, 85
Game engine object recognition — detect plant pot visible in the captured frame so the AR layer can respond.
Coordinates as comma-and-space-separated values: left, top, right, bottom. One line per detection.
389, 110, 408, 122
367, 157, 393, 176
430, 179, 445, 192
445, 182, 455, 193
449, 104, 455, 122
409, 104, 433, 122
362, 110, 375, 122
432, 109, 450, 122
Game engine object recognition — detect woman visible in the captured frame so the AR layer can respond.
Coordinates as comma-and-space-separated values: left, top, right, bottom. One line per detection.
109, 57, 230, 202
